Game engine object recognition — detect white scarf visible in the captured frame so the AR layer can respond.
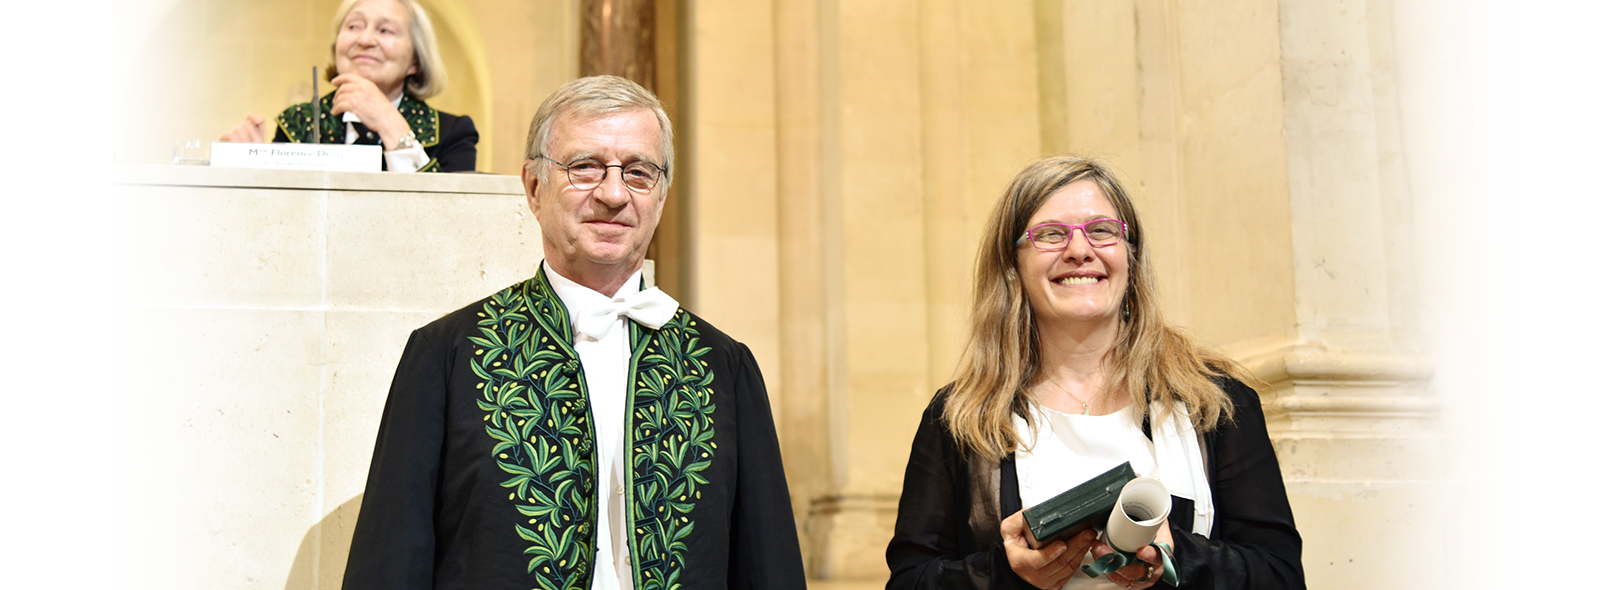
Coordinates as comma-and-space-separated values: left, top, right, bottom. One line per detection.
1150, 402, 1214, 537
1012, 401, 1214, 537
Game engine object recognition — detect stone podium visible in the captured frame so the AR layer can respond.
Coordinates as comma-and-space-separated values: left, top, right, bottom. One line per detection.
112, 165, 540, 590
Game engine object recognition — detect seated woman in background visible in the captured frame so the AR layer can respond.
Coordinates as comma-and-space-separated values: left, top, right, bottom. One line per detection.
887, 156, 1304, 590
219, 0, 478, 172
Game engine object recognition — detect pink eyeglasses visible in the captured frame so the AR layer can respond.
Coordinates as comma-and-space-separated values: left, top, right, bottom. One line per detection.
1015, 219, 1127, 251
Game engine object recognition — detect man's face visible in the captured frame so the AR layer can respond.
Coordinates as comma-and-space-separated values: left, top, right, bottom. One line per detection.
523, 108, 667, 293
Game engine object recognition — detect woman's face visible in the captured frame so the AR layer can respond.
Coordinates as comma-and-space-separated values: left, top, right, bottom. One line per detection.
1016, 180, 1130, 333
334, 0, 418, 97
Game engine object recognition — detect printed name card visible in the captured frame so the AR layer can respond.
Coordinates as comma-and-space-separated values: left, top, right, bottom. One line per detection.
210, 142, 382, 172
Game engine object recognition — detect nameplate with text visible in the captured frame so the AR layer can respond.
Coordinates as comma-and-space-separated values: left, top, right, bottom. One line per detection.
210, 142, 382, 172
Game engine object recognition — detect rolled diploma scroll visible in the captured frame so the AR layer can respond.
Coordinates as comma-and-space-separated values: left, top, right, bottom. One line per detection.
1104, 477, 1171, 552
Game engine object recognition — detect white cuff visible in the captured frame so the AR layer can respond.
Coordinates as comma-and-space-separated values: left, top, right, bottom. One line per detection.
383, 144, 428, 173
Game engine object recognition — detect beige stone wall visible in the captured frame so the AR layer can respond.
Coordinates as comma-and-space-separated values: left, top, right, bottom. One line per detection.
113, 166, 540, 590
107, 0, 1479, 588
675, 0, 1523, 585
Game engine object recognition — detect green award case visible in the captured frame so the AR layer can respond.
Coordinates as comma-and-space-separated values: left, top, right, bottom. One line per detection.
1021, 461, 1136, 548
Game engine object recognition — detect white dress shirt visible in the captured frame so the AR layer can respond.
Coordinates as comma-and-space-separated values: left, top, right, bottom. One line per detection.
544, 261, 670, 590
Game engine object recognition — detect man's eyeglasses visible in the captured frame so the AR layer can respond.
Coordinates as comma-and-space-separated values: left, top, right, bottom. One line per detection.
534, 155, 667, 193
1015, 219, 1127, 251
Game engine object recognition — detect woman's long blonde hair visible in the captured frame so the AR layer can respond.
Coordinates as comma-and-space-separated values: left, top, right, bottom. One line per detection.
943, 155, 1255, 462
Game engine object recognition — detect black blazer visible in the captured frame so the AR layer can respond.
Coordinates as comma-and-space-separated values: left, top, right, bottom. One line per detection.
886, 379, 1305, 590
341, 270, 807, 590
272, 93, 479, 172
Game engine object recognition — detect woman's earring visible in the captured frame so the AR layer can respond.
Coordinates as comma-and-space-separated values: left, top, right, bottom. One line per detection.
1123, 300, 1132, 322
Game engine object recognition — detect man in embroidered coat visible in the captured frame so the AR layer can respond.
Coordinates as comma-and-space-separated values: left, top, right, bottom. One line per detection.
342, 75, 806, 590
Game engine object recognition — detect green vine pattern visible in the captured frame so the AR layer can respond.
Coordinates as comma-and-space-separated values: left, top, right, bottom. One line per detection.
275, 92, 441, 145
468, 272, 718, 590
625, 313, 717, 590
470, 276, 597, 590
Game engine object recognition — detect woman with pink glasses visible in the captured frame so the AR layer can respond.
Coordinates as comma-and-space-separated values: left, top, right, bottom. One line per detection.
887, 155, 1304, 590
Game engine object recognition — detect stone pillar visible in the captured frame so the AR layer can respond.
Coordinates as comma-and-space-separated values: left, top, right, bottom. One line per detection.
678, 0, 785, 452
768, 0, 1044, 581
798, 1, 933, 578
1267, 0, 1441, 587
580, 0, 656, 89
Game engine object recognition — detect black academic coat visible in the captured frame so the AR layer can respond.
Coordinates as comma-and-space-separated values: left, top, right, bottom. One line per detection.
272, 92, 478, 172
886, 379, 1305, 590
342, 270, 806, 590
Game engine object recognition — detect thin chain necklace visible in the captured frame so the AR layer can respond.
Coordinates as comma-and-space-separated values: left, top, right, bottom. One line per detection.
1043, 373, 1094, 415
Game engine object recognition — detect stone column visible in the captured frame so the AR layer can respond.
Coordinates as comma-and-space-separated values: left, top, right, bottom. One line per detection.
769, 0, 1044, 581
1268, 0, 1441, 587
797, 1, 933, 578
677, 0, 786, 466
580, 0, 656, 89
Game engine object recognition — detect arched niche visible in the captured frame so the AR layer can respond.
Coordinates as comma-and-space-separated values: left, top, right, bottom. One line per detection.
117, 0, 495, 171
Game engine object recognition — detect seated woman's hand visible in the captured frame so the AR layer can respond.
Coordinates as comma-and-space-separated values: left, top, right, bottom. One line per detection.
1000, 510, 1097, 589
330, 73, 412, 149
219, 113, 269, 142
1089, 520, 1173, 590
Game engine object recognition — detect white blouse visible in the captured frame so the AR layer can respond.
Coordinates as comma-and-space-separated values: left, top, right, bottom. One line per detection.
1014, 403, 1154, 590
340, 96, 428, 173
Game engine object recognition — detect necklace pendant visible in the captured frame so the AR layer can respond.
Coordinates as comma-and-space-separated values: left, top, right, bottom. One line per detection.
1081, 402, 1090, 415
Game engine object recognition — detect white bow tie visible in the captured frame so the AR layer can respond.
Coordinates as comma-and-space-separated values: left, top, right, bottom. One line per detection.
574, 287, 680, 341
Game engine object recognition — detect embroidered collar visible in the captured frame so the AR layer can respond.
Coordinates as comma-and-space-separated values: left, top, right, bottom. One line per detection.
274, 91, 440, 146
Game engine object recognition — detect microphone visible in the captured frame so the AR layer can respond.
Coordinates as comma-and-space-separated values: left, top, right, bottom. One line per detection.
311, 66, 320, 145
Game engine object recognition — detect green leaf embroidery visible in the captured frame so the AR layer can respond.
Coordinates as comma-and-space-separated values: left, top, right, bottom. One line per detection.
472, 276, 597, 589
625, 312, 716, 590
473, 275, 718, 589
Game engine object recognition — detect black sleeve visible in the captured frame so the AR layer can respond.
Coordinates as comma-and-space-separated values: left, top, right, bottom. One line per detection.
1163, 381, 1305, 590
272, 125, 289, 143
342, 329, 448, 590
886, 394, 1027, 590
725, 342, 808, 589
427, 113, 479, 172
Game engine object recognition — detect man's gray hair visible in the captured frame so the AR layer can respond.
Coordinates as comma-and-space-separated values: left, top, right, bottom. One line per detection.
523, 75, 675, 193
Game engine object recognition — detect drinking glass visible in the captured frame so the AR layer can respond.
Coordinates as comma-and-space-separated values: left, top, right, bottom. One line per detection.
172, 140, 210, 165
